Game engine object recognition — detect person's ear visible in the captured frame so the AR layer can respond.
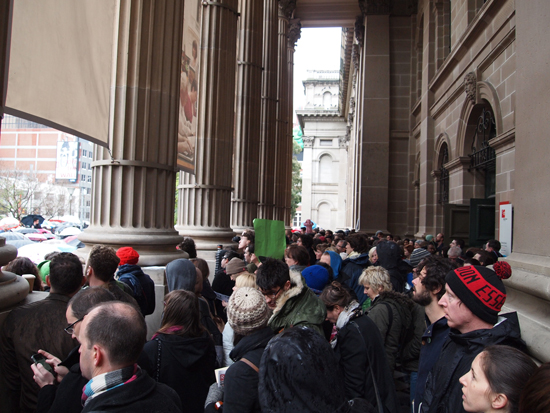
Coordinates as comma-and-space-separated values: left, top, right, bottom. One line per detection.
93, 345, 102, 367
491, 393, 508, 410
284, 280, 291, 291
46, 275, 51, 287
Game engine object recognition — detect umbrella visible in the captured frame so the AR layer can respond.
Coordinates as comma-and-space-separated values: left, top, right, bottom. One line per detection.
60, 227, 81, 236
0, 217, 20, 230
7, 239, 35, 248
64, 235, 85, 249
13, 228, 39, 234
17, 243, 65, 264
0, 232, 26, 241
42, 239, 77, 252
21, 214, 45, 227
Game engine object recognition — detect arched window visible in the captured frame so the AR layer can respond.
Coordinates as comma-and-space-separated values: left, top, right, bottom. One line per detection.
317, 202, 331, 228
438, 143, 449, 205
323, 91, 332, 109
318, 154, 334, 183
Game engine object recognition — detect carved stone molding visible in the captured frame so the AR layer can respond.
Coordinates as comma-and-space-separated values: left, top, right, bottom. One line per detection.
288, 18, 301, 46
303, 136, 314, 147
339, 135, 349, 149
352, 43, 361, 71
354, 16, 364, 47
278, 0, 296, 19
348, 97, 356, 124
464, 71, 477, 104
358, 0, 392, 15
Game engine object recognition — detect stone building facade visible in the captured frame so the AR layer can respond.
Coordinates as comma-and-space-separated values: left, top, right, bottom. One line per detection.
297, 70, 348, 230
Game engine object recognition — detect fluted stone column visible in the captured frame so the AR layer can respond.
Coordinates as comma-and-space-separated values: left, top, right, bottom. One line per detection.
258, 0, 279, 219
231, 0, 264, 232
284, 18, 300, 226
78, 1, 185, 266
176, 0, 239, 250
272, 0, 293, 222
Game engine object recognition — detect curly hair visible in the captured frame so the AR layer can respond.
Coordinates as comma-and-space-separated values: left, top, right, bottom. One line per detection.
87, 244, 119, 282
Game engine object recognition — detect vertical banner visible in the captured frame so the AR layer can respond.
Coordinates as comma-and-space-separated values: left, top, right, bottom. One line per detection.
55, 140, 80, 182
177, 0, 201, 173
499, 202, 512, 256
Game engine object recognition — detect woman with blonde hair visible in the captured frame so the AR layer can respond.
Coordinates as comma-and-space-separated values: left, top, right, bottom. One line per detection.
360, 267, 424, 372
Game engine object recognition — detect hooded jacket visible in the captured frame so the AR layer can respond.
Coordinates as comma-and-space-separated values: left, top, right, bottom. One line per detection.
116, 264, 156, 316
376, 240, 412, 293
420, 312, 526, 413
267, 270, 326, 335
143, 332, 216, 413
259, 326, 350, 413
223, 326, 274, 413
366, 290, 424, 371
165, 259, 196, 292
340, 252, 371, 304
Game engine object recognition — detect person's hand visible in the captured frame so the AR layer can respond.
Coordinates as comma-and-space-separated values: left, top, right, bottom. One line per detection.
37, 349, 68, 383
31, 363, 55, 388
221, 300, 228, 308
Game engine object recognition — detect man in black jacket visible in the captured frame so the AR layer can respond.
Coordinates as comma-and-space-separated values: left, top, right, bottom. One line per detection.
419, 265, 524, 413
79, 301, 182, 413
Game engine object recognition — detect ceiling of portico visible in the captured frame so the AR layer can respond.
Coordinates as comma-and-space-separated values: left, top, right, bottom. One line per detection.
294, 0, 361, 28
294, 0, 418, 28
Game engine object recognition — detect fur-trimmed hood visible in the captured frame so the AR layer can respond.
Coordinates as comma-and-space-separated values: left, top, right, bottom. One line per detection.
271, 270, 304, 316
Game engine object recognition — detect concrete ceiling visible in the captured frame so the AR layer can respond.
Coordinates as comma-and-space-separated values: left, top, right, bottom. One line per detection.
294, 0, 362, 28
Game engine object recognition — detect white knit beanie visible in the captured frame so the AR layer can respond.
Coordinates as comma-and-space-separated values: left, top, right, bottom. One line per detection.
227, 287, 270, 336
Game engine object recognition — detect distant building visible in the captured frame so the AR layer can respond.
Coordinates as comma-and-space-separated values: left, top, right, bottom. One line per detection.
296, 70, 348, 230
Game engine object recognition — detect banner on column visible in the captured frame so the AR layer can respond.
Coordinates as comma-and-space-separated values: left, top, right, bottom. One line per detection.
177, 0, 201, 174
499, 202, 512, 256
253, 219, 286, 261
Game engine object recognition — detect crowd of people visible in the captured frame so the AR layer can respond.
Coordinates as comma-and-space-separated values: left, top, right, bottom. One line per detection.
1, 227, 549, 413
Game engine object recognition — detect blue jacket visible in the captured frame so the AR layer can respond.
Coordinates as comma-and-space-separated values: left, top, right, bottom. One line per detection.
116, 264, 156, 316
341, 253, 370, 304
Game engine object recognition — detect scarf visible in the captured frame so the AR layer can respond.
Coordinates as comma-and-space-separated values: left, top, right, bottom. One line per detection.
331, 301, 362, 348
82, 364, 140, 405
151, 325, 184, 339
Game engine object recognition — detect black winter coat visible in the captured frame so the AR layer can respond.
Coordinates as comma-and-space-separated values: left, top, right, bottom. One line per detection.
335, 313, 398, 413
116, 264, 156, 316
143, 332, 216, 413
341, 253, 370, 304
223, 327, 274, 413
81, 370, 182, 413
420, 312, 526, 413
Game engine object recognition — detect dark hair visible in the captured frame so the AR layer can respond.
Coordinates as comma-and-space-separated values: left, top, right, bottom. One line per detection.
320, 281, 352, 310
49, 252, 84, 295
486, 239, 501, 251
88, 245, 119, 282
285, 244, 310, 266
224, 250, 241, 261
44, 251, 61, 261
347, 233, 368, 254
84, 302, 146, 366
158, 290, 205, 338
4, 257, 42, 291
247, 244, 255, 255
421, 255, 459, 300
476, 250, 495, 266
481, 345, 537, 413
242, 231, 255, 245
191, 257, 209, 279
297, 234, 313, 249
256, 258, 290, 290
68, 287, 116, 319
453, 238, 466, 249
519, 362, 550, 413
463, 258, 481, 266
178, 237, 197, 259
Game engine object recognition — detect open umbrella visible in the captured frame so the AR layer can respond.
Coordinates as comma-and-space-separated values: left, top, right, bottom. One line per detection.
17, 243, 65, 264
21, 214, 45, 227
60, 227, 81, 236
0, 233, 34, 248
42, 239, 77, 252
64, 235, 85, 249
0, 217, 20, 231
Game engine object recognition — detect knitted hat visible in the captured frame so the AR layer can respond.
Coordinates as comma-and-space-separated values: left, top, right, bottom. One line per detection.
302, 265, 329, 292
445, 265, 507, 325
492, 261, 512, 280
409, 248, 431, 267
425, 234, 434, 242
227, 287, 270, 335
226, 257, 246, 276
116, 247, 139, 266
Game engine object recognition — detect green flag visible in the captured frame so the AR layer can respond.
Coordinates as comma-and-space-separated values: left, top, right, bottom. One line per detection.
253, 219, 286, 260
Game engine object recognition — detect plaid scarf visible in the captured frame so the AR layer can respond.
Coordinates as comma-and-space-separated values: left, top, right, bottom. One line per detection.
82, 364, 140, 405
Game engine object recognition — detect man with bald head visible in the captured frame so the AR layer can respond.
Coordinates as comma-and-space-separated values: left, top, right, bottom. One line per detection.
79, 302, 182, 412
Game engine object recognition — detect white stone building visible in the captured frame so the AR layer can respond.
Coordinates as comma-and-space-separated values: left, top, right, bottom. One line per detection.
296, 70, 348, 230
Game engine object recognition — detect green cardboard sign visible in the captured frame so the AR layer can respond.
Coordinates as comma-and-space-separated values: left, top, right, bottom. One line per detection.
253, 219, 286, 261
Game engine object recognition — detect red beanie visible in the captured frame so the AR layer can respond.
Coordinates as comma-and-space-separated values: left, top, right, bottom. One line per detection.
117, 247, 139, 266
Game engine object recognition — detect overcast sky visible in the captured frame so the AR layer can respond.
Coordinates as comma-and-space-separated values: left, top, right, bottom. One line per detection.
293, 27, 342, 125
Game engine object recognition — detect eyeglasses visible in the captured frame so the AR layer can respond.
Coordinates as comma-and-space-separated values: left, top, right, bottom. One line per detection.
261, 287, 283, 300
64, 317, 84, 335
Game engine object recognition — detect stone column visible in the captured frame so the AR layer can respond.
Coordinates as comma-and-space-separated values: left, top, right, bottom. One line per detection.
78, 1, 185, 266
284, 18, 301, 226
273, 0, 294, 222
258, 0, 279, 219
176, 0, 239, 250
357, 1, 391, 233
231, 0, 264, 232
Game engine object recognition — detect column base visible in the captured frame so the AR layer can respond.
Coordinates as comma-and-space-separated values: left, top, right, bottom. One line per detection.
77, 227, 185, 266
